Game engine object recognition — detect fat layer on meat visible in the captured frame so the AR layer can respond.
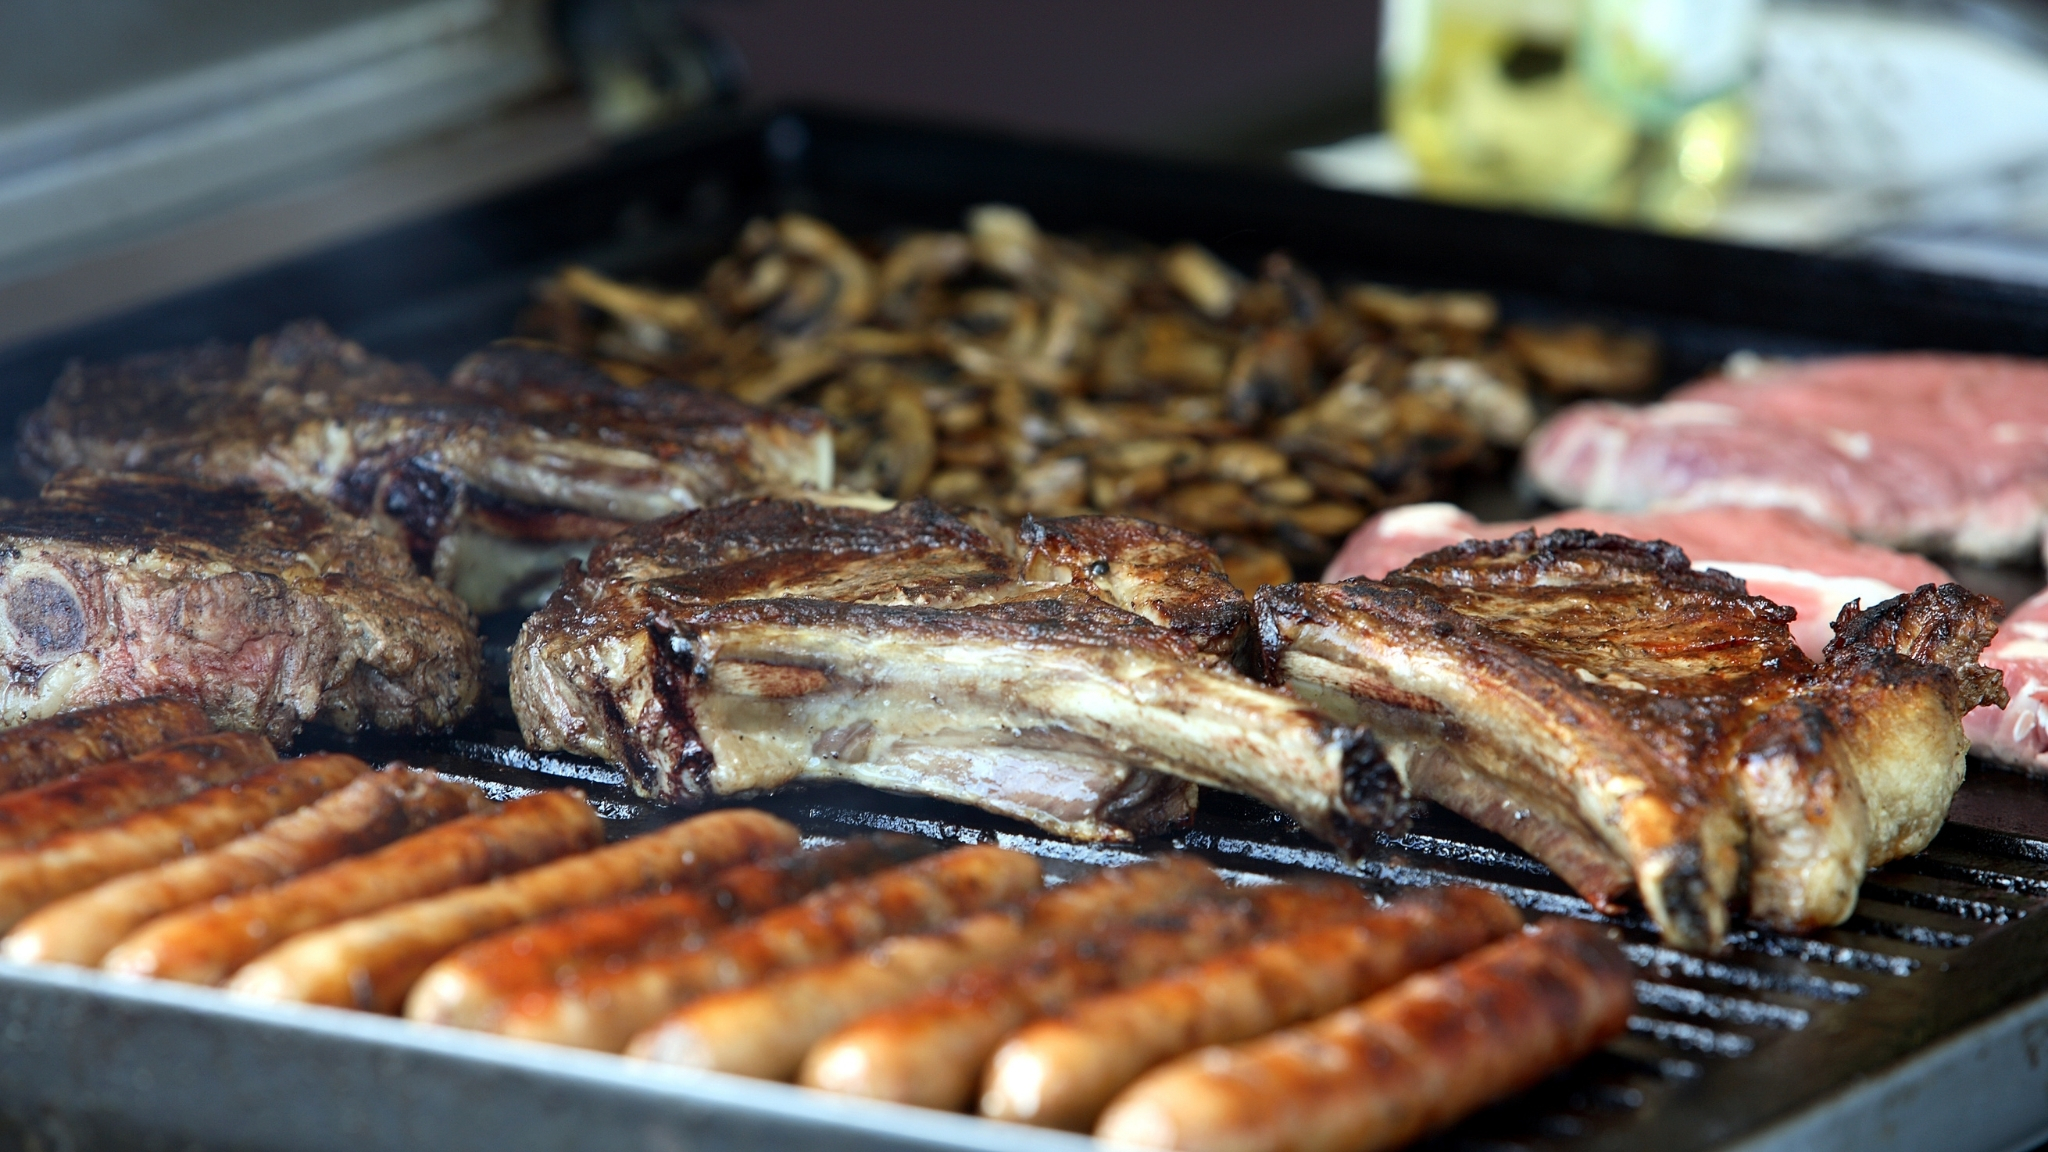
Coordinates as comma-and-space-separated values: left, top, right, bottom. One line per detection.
1257, 529, 2004, 951
0, 472, 480, 742
511, 498, 1400, 844
18, 323, 833, 610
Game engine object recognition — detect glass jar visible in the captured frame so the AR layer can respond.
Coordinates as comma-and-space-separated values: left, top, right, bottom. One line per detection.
1384, 0, 1761, 230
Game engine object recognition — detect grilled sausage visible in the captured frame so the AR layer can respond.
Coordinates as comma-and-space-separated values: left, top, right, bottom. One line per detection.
982, 886, 1523, 1129
0, 732, 274, 852
227, 809, 800, 1010
3, 769, 485, 966
407, 834, 934, 1029
1093, 919, 1636, 1152
0, 753, 367, 932
627, 855, 1226, 1077
0, 698, 212, 793
798, 880, 1374, 1110
489, 843, 1043, 1051
103, 790, 599, 985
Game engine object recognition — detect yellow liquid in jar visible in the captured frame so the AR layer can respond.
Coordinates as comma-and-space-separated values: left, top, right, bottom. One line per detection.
1387, 0, 1751, 230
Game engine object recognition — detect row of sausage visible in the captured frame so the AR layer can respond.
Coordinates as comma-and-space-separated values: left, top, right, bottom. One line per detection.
0, 698, 1635, 1152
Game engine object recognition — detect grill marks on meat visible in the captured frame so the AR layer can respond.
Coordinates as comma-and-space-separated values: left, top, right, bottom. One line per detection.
0, 473, 480, 741
511, 498, 1400, 844
18, 323, 833, 610
1256, 530, 2004, 951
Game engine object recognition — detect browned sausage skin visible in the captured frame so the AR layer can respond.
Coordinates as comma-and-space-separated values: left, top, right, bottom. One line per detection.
982, 886, 1523, 1129
4, 769, 483, 966
0, 753, 369, 931
103, 790, 599, 985
799, 880, 1377, 1111
1094, 919, 1636, 1152
0, 698, 212, 793
229, 809, 801, 1011
0, 732, 274, 852
625, 855, 1227, 1077
407, 834, 935, 1029
486, 843, 1043, 1051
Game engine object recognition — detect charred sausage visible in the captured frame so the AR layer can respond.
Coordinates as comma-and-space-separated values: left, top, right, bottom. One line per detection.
798, 880, 1374, 1110
627, 855, 1226, 1077
0, 732, 274, 852
406, 834, 934, 1029
103, 790, 599, 985
3, 769, 484, 966
487, 843, 1043, 1051
981, 886, 1523, 1129
0, 698, 212, 792
227, 809, 799, 1010
0, 753, 367, 931
1093, 919, 1636, 1152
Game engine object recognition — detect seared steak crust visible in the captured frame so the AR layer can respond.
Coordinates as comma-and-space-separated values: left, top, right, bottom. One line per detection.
19, 323, 832, 609
512, 498, 1396, 844
1257, 529, 2003, 951
0, 473, 480, 742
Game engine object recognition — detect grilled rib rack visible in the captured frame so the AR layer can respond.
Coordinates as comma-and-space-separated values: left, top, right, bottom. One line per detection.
1, 108, 2047, 1152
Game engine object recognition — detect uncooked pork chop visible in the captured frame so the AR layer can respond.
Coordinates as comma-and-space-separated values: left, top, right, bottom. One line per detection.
1965, 585, 2048, 775
1524, 354, 2048, 562
511, 498, 1400, 844
1257, 530, 2004, 951
0, 472, 481, 743
18, 322, 833, 609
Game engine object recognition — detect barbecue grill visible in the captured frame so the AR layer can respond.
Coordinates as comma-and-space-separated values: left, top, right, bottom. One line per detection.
0, 107, 2045, 1152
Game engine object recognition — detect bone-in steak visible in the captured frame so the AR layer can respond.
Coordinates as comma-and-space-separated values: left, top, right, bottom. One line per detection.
0, 472, 481, 743
18, 322, 833, 610
1257, 530, 2004, 951
511, 498, 1400, 844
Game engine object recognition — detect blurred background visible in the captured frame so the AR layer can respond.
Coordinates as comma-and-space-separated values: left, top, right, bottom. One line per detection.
7, 0, 2048, 350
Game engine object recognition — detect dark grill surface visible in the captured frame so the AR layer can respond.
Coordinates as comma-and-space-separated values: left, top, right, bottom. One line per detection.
3, 107, 2048, 1152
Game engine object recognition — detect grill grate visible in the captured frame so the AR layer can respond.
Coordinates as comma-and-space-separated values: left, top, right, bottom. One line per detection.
354, 672, 2048, 1152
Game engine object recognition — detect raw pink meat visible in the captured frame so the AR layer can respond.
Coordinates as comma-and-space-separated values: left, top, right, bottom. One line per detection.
1524, 354, 2048, 562
1965, 586, 2048, 774
1325, 502, 1953, 659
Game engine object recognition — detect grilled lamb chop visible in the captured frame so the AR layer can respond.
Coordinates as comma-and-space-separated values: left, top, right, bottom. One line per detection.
1256, 530, 2004, 951
0, 472, 480, 743
511, 498, 1399, 844
18, 322, 832, 610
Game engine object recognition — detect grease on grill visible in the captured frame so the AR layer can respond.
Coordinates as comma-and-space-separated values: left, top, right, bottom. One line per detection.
518, 207, 1658, 587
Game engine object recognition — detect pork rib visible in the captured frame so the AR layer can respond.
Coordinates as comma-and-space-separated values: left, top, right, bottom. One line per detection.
0, 472, 480, 742
18, 323, 832, 610
511, 498, 1399, 844
1257, 530, 2003, 951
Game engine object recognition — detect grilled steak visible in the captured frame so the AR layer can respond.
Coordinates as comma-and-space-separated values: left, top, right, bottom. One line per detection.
0, 472, 480, 742
19, 322, 833, 610
1327, 503, 1954, 659
1523, 354, 2048, 563
1257, 530, 2005, 951
510, 498, 1399, 844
